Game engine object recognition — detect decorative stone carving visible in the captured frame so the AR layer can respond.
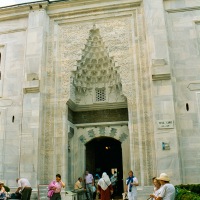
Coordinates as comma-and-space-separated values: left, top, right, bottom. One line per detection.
109, 128, 117, 137
119, 133, 128, 142
71, 25, 125, 105
78, 125, 128, 144
88, 129, 95, 138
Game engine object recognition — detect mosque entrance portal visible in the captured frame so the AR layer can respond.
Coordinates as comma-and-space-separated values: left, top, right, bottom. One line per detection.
86, 137, 123, 195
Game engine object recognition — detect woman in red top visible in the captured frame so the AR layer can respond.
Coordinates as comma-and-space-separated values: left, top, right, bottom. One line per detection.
97, 173, 113, 200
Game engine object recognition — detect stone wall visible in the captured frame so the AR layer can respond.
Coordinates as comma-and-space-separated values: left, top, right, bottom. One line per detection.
164, 0, 200, 184
0, 16, 27, 187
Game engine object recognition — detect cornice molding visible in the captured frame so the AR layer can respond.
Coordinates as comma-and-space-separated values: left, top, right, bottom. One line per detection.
0, 1, 48, 22
0, 28, 26, 35
187, 81, 200, 91
67, 99, 127, 112
23, 80, 40, 93
0, 0, 140, 21
75, 121, 128, 128
152, 74, 171, 81
47, 0, 141, 18
165, 6, 200, 13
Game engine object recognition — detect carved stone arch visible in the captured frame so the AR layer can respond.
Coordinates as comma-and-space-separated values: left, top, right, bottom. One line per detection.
78, 125, 129, 145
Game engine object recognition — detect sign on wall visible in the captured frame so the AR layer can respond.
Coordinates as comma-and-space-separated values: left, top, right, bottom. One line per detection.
157, 120, 174, 129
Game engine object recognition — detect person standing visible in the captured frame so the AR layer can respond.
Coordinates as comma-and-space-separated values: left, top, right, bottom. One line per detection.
16, 178, 32, 200
155, 173, 175, 200
110, 171, 117, 198
94, 174, 100, 200
48, 174, 65, 200
97, 172, 113, 200
125, 171, 139, 200
84, 171, 94, 200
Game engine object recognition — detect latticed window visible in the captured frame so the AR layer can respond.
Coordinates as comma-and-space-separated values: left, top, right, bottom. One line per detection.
96, 88, 106, 102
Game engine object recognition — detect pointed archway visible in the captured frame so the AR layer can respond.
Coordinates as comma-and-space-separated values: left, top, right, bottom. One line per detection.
86, 136, 123, 196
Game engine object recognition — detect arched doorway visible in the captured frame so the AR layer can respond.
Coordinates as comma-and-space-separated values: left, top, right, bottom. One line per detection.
86, 136, 123, 196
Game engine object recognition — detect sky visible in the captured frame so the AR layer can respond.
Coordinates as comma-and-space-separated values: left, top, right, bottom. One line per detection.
0, 0, 45, 7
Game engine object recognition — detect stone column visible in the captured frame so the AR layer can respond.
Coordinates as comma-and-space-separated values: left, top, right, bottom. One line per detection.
21, 3, 48, 188
143, 0, 181, 184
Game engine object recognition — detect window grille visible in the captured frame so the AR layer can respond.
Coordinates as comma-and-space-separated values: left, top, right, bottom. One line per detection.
96, 88, 106, 102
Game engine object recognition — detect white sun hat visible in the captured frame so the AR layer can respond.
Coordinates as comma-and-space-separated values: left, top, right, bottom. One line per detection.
157, 173, 170, 182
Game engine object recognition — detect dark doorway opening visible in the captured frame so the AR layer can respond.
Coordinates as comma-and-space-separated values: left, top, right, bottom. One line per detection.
86, 137, 123, 197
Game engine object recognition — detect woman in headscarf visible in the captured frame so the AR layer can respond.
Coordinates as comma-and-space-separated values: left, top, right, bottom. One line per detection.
97, 172, 113, 200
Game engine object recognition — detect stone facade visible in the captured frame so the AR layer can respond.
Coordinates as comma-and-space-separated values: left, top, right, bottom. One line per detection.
0, 0, 200, 199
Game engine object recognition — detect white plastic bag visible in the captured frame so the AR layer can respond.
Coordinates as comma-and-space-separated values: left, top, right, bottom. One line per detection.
92, 186, 96, 193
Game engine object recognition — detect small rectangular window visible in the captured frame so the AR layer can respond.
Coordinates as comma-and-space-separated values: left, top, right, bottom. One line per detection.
96, 88, 106, 102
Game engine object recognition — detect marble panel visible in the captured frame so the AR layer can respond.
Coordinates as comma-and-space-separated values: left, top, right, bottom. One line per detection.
3, 154, 19, 164
26, 56, 40, 74
3, 164, 18, 172
157, 154, 180, 170
4, 144, 19, 156
4, 172, 19, 185
28, 10, 47, 28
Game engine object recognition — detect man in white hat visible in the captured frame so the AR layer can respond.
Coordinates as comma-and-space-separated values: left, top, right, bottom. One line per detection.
155, 173, 175, 200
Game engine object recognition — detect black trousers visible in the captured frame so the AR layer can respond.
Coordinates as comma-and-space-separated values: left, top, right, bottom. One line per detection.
21, 187, 32, 200
50, 193, 61, 200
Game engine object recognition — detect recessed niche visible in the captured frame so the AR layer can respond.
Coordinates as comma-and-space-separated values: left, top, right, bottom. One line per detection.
12, 116, 15, 123
186, 103, 189, 111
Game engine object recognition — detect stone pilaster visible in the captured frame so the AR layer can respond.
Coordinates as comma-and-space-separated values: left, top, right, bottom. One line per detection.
143, 0, 181, 184
21, 5, 48, 187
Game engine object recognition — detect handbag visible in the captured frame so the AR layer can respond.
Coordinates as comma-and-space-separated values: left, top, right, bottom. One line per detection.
122, 192, 128, 200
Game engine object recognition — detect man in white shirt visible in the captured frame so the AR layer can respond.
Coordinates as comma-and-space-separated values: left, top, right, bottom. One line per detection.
84, 171, 94, 200
16, 178, 32, 200
156, 173, 175, 200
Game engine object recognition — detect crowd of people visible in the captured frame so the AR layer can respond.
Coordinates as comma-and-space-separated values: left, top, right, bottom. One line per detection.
0, 171, 175, 200
72, 170, 175, 200
74, 170, 175, 200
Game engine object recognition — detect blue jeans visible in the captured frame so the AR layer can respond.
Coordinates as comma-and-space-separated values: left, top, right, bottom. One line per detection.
86, 184, 93, 200
0, 193, 6, 200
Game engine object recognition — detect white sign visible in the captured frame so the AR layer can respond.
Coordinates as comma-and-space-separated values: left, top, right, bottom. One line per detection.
157, 120, 174, 129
